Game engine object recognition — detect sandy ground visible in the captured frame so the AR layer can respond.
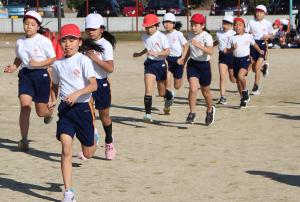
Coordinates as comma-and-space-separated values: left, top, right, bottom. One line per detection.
0, 40, 300, 202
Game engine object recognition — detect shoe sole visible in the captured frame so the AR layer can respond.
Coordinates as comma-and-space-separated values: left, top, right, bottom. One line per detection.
163, 107, 171, 115
251, 91, 260, 96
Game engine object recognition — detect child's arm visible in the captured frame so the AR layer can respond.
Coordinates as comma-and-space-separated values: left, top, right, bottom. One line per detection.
191, 39, 213, 55
133, 48, 147, 57
86, 50, 114, 73
49, 83, 59, 111
3, 57, 21, 73
65, 77, 97, 106
29, 57, 56, 68
147, 48, 170, 58
178, 43, 189, 65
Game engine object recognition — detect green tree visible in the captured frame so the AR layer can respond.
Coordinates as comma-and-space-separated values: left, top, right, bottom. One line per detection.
67, 0, 84, 10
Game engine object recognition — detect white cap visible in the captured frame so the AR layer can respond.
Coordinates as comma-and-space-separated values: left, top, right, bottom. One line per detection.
24, 10, 42, 24
85, 13, 104, 29
256, 5, 267, 13
223, 15, 234, 24
280, 19, 289, 25
163, 13, 176, 22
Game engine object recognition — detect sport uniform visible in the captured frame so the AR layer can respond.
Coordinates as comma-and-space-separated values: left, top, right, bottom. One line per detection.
52, 52, 96, 147
187, 31, 213, 86
165, 29, 187, 79
216, 29, 235, 67
16, 33, 56, 103
142, 30, 170, 81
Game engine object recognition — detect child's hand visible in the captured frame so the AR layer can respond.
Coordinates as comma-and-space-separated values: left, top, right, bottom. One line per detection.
233, 43, 238, 50
86, 50, 100, 61
29, 58, 41, 67
177, 57, 185, 65
263, 34, 269, 40
4, 64, 17, 73
65, 92, 80, 106
147, 50, 157, 56
48, 100, 57, 111
191, 39, 203, 47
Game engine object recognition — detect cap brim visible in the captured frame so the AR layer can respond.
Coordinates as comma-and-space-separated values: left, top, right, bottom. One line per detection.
24, 15, 41, 24
59, 34, 80, 40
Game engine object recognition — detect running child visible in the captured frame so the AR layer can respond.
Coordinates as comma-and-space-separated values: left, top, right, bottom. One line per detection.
246, 4, 274, 95
3, 11, 56, 151
227, 17, 264, 108
214, 15, 236, 105
162, 13, 188, 113
185, 13, 215, 125
85, 13, 116, 160
133, 14, 173, 122
51, 24, 98, 202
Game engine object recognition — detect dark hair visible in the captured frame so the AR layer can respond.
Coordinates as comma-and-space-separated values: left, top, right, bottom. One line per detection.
174, 21, 182, 31
79, 38, 104, 54
100, 25, 116, 49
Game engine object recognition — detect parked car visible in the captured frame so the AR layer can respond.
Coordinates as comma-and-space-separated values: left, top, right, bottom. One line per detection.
77, 0, 122, 17
268, 0, 300, 15
2, 0, 25, 18
143, 0, 189, 16
118, 0, 144, 16
210, 0, 249, 16
0, 5, 8, 18
25, 0, 64, 18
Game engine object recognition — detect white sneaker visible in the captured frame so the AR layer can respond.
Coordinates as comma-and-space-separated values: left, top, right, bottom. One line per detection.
143, 114, 153, 123
62, 190, 76, 202
94, 128, 100, 146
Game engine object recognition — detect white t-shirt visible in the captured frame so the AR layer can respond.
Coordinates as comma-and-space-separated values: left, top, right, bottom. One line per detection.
16, 33, 56, 69
52, 52, 95, 103
188, 31, 213, 61
246, 19, 274, 40
228, 33, 255, 57
165, 30, 187, 57
142, 30, 170, 61
92, 38, 114, 79
216, 29, 236, 52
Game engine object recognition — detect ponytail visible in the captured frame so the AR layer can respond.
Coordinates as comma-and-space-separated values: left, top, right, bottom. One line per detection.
79, 38, 104, 54
174, 21, 182, 31
100, 25, 116, 49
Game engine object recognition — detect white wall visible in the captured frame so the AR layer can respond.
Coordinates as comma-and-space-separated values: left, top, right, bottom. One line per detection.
0, 15, 289, 33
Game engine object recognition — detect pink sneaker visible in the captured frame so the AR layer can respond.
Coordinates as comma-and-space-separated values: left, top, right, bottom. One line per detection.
105, 143, 116, 160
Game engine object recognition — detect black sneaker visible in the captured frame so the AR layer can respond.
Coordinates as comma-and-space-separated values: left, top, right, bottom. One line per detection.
217, 96, 227, 105
44, 116, 53, 124
205, 106, 216, 126
186, 112, 196, 124
242, 90, 250, 102
240, 98, 247, 108
261, 62, 269, 77
251, 84, 260, 96
18, 139, 29, 152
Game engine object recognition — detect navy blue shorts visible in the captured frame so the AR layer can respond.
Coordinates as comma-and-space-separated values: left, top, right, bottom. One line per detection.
187, 59, 211, 87
92, 78, 111, 110
233, 56, 251, 79
166, 56, 184, 79
218, 51, 233, 68
144, 59, 167, 81
18, 68, 50, 103
56, 101, 95, 147
250, 40, 267, 61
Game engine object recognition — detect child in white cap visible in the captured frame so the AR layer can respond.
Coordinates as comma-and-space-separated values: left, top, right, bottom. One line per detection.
214, 15, 236, 105
246, 4, 274, 95
84, 13, 117, 160
3, 10, 56, 151
162, 13, 189, 114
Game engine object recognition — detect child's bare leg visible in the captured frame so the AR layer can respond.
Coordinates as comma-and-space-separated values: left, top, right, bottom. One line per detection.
61, 134, 73, 190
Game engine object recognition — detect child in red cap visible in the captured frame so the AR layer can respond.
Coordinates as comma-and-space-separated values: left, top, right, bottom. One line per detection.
51, 23, 98, 202
227, 17, 264, 108
185, 13, 215, 125
133, 14, 173, 122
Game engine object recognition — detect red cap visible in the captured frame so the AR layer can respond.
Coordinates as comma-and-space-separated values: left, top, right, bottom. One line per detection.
59, 24, 81, 40
190, 13, 205, 24
274, 19, 281, 26
142, 14, 159, 27
233, 17, 245, 25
